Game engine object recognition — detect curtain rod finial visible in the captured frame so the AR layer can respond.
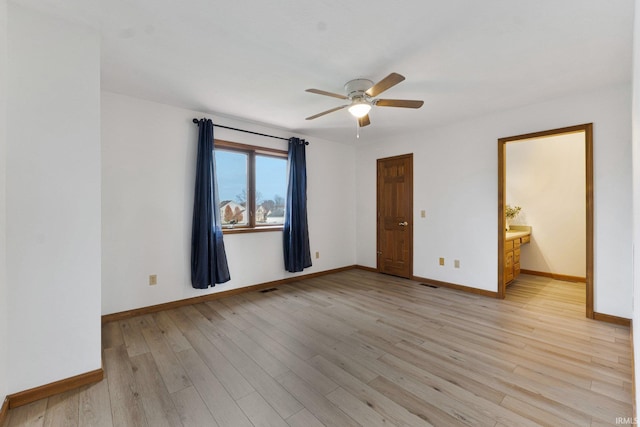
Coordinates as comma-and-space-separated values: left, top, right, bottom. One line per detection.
192, 118, 199, 124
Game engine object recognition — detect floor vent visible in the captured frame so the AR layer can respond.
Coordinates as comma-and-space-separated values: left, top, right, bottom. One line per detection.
419, 283, 438, 289
259, 288, 279, 293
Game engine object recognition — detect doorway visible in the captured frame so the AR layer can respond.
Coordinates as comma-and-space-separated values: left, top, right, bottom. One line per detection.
497, 124, 593, 318
377, 154, 413, 278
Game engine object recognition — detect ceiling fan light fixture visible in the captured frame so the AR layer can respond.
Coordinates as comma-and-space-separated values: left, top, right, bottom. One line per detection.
348, 101, 371, 118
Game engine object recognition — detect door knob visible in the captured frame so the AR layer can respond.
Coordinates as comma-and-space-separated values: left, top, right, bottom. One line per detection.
398, 221, 408, 226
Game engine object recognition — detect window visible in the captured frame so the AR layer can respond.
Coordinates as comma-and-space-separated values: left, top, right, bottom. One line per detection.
215, 140, 287, 232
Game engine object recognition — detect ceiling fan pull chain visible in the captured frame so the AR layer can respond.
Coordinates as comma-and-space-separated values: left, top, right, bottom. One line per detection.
356, 119, 360, 139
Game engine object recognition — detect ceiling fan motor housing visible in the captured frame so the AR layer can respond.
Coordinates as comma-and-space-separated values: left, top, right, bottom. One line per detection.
344, 79, 374, 100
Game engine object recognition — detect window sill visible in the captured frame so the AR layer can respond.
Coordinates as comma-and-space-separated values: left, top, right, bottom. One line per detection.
222, 226, 284, 235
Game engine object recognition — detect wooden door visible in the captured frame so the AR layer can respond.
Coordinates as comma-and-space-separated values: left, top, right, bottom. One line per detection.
377, 154, 413, 278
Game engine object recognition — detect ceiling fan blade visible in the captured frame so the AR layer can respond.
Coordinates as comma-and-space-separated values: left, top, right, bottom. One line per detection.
305, 105, 348, 120
305, 88, 349, 100
358, 115, 371, 127
375, 99, 424, 108
365, 73, 405, 97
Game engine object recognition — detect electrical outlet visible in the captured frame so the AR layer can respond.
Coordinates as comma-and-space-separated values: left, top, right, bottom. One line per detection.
149, 274, 157, 286
439, 257, 445, 266
421, 210, 426, 218
454, 260, 460, 268
315, 251, 320, 259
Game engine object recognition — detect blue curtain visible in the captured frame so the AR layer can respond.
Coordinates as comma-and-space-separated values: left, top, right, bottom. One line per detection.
191, 119, 231, 288
283, 137, 312, 272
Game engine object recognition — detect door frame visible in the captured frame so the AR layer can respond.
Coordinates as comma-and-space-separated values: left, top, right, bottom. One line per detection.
497, 123, 594, 318
376, 153, 414, 278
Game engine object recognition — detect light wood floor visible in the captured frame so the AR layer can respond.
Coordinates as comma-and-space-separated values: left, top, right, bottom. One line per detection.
4, 271, 632, 426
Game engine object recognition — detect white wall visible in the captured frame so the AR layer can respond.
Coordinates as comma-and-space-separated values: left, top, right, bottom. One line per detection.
101, 92, 356, 315
356, 84, 632, 318
631, 0, 640, 418
6, 4, 102, 393
506, 133, 586, 278
0, 0, 8, 402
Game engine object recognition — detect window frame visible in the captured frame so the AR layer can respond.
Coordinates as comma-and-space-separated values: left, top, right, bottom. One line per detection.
215, 139, 288, 234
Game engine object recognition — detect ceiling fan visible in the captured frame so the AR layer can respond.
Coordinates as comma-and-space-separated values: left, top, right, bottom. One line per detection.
305, 72, 424, 127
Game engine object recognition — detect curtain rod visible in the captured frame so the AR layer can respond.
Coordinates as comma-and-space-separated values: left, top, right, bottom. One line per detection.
193, 118, 306, 143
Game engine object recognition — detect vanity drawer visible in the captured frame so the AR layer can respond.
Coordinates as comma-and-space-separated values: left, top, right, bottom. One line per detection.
521, 235, 530, 245
514, 238, 521, 248
505, 270, 514, 283
505, 251, 513, 268
505, 240, 514, 250
514, 248, 521, 263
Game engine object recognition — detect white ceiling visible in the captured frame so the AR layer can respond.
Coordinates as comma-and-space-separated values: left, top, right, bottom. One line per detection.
17, 0, 635, 144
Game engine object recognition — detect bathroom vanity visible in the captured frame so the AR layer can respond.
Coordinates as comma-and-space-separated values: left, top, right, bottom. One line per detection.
504, 226, 531, 284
